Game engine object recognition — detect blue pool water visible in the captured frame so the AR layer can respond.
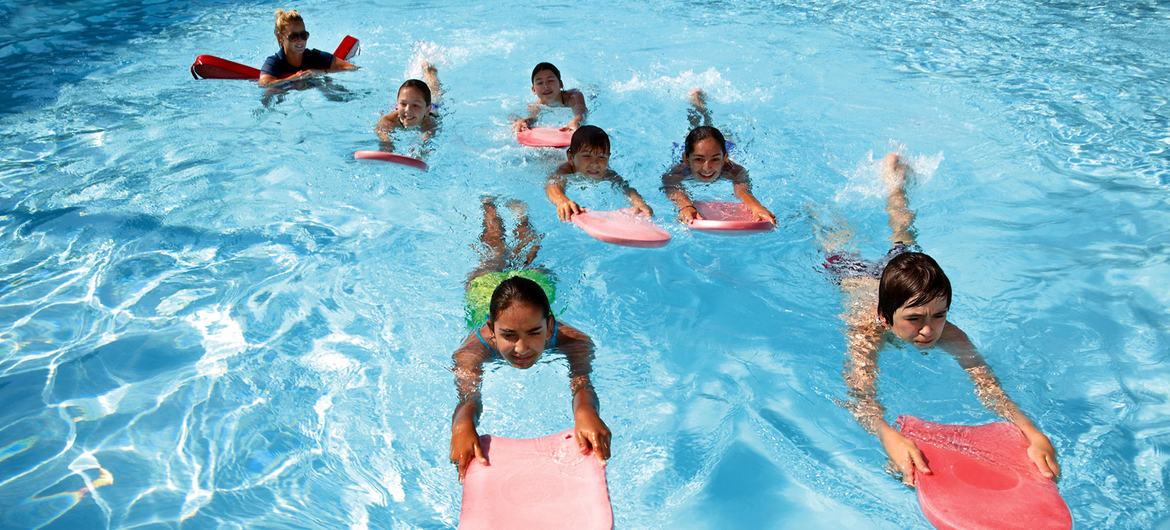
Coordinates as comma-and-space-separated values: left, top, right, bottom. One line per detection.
2, 1, 1169, 528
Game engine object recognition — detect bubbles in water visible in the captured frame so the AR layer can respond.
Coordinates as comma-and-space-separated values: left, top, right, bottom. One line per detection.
835, 148, 944, 203
610, 67, 771, 103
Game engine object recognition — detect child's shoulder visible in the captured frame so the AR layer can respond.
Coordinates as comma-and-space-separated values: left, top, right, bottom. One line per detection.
551, 160, 576, 177
724, 160, 748, 179
556, 320, 591, 341
377, 111, 399, 127
454, 330, 492, 360
563, 88, 586, 103
422, 114, 440, 130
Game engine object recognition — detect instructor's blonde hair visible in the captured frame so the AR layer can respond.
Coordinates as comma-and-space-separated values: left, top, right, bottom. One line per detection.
273, 9, 304, 42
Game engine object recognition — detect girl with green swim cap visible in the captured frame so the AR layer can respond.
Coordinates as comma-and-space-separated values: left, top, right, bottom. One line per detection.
449, 198, 610, 483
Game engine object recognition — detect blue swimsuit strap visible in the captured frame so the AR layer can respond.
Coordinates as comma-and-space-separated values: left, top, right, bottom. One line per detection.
474, 318, 559, 359
474, 326, 500, 358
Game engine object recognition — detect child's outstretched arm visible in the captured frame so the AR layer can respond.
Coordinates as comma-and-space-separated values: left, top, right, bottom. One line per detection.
560, 324, 610, 463
843, 318, 933, 487
729, 164, 776, 223
450, 337, 489, 482
513, 103, 541, 132
607, 172, 653, 216
662, 165, 702, 222
937, 324, 1061, 479
546, 164, 582, 221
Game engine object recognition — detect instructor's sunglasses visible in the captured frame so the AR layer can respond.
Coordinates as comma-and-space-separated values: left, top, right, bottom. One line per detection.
286, 31, 310, 41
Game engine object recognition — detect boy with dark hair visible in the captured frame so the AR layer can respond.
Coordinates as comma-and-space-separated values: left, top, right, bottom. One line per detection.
819, 152, 1059, 487
545, 125, 653, 221
513, 62, 588, 132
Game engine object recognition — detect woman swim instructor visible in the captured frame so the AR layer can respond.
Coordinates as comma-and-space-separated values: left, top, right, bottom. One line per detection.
258, 9, 356, 87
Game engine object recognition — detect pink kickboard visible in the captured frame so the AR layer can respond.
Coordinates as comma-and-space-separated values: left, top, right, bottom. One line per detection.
459, 430, 612, 530
687, 201, 774, 232
353, 150, 428, 171
517, 127, 573, 148
898, 416, 1071, 530
572, 209, 671, 248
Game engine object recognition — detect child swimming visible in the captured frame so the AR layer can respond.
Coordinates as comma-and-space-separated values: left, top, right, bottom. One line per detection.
545, 126, 653, 221
822, 152, 1059, 487
258, 9, 357, 88
376, 62, 442, 149
449, 198, 611, 482
512, 62, 588, 133
661, 89, 776, 224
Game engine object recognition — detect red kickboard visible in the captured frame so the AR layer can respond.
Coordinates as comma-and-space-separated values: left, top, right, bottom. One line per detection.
517, 127, 572, 148
459, 430, 612, 530
353, 150, 428, 171
898, 416, 1071, 530
572, 209, 671, 248
191, 36, 359, 80
687, 201, 774, 232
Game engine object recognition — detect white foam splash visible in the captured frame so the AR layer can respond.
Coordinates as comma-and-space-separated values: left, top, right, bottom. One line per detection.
406, 33, 520, 76
835, 148, 944, 202
187, 307, 246, 377
610, 67, 771, 103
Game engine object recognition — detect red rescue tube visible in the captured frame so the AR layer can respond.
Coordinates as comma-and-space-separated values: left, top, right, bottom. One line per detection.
333, 35, 360, 60
191, 36, 359, 80
190, 55, 261, 80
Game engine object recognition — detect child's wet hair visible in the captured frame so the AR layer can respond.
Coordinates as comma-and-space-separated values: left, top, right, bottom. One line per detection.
683, 126, 728, 158
489, 277, 552, 324
878, 252, 952, 325
531, 62, 563, 85
568, 125, 610, 156
398, 79, 432, 107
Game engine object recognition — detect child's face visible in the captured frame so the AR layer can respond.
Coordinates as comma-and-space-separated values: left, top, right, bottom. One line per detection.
490, 303, 553, 369
396, 87, 429, 127
888, 296, 949, 348
569, 146, 610, 178
685, 138, 725, 180
531, 70, 563, 104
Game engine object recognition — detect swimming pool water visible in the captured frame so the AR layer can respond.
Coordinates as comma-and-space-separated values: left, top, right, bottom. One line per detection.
2, 1, 1169, 528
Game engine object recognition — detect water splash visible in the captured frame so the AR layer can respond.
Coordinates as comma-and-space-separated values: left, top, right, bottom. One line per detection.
835, 148, 944, 202
610, 67, 771, 103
